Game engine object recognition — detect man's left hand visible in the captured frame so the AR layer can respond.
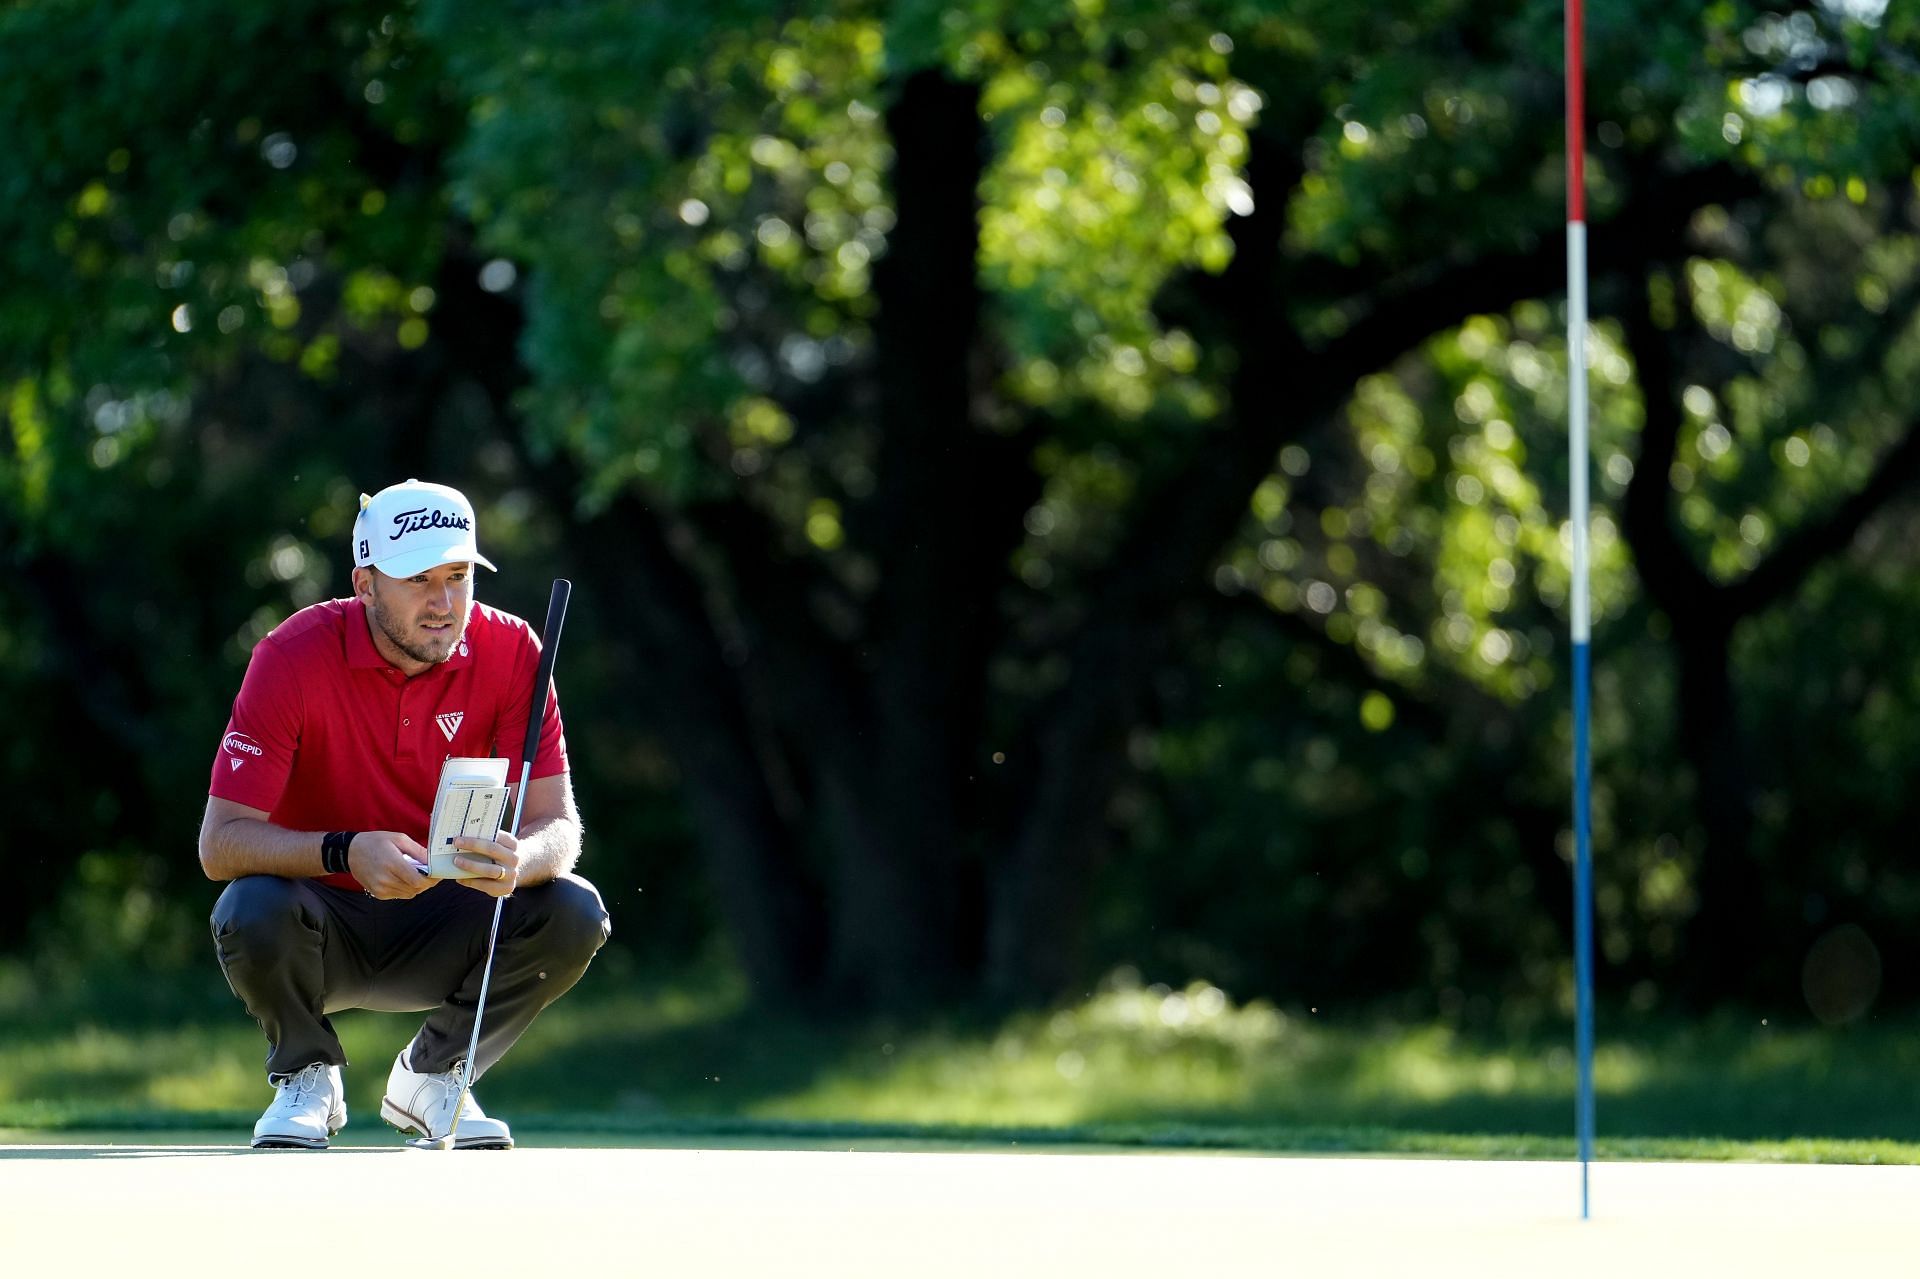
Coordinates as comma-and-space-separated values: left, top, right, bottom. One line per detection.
450, 830, 521, 896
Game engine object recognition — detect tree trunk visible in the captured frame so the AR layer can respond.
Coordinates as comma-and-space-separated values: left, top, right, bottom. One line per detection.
1671, 615, 1766, 992
800, 69, 1024, 1005
985, 125, 1308, 999
1617, 265, 1920, 1001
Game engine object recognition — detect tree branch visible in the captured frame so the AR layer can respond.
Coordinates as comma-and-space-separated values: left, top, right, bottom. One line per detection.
1728, 413, 1920, 616
1319, 162, 1766, 386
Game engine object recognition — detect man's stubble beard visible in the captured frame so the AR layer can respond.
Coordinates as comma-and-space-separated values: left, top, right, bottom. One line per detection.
368, 592, 465, 666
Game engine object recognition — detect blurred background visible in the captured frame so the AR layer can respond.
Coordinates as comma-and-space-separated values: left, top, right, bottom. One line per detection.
4, 0, 1920, 1142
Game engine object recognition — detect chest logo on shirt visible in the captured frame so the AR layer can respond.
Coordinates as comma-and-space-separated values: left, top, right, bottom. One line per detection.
436, 712, 465, 742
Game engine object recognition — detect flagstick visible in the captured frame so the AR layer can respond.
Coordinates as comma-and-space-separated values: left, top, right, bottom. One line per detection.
1566, 0, 1597, 1221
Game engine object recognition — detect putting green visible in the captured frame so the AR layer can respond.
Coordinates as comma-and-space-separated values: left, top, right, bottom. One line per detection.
1, 1145, 1912, 1275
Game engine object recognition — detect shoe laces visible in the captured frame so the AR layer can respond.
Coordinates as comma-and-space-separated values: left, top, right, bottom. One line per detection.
443, 1060, 484, 1127
446, 1060, 473, 1110
278, 1061, 328, 1107
404, 1055, 460, 1094
421, 1058, 466, 1104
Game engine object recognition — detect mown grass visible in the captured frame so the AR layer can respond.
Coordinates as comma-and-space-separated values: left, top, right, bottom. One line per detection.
5, 950, 1920, 1160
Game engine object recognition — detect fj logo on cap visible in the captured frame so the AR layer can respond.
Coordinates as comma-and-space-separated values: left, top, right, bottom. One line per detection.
436, 712, 465, 741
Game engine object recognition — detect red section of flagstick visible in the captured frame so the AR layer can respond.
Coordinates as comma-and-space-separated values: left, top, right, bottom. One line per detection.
1566, 0, 1585, 222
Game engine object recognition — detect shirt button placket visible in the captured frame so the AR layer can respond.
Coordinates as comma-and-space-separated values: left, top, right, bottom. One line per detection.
396, 685, 415, 760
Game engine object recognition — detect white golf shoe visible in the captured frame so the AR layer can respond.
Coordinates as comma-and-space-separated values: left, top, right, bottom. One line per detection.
251, 1062, 346, 1150
379, 1050, 514, 1149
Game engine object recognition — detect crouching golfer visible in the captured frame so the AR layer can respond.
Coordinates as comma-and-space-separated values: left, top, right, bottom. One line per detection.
199, 479, 610, 1149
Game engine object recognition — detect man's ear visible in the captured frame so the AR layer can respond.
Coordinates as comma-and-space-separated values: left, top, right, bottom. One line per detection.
351, 566, 376, 602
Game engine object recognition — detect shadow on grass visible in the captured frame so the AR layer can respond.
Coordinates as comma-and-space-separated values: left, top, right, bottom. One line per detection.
0, 1135, 424, 1158
10, 950, 1920, 1159
479, 1000, 922, 1120
476, 995, 1920, 1152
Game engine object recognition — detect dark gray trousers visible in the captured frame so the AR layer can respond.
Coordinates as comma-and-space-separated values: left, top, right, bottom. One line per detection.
211, 873, 610, 1080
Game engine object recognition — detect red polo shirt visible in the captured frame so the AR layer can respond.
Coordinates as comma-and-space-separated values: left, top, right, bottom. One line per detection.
209, 597, 568, 890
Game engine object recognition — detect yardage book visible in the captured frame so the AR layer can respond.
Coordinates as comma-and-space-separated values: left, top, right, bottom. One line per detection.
425, 756, 510, 878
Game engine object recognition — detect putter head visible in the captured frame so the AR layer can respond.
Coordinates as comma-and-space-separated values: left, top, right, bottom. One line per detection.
406, 1134, 456, 1151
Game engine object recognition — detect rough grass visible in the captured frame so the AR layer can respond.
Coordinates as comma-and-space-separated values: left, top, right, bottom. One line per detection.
4, 951, 1920, 1161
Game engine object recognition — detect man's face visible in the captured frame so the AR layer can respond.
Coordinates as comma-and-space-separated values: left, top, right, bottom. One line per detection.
359, 562, 475, 668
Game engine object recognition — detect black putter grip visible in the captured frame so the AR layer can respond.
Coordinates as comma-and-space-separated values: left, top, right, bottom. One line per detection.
518, 578, 571, 778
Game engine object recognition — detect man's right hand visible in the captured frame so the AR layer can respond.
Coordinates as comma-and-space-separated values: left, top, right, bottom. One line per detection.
349, 831, 436, 900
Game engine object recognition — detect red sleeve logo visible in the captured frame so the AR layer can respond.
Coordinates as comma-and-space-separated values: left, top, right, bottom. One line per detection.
223, 732, 265, 769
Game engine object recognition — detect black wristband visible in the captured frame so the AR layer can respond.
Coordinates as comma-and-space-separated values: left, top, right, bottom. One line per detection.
321, 831, 357, 876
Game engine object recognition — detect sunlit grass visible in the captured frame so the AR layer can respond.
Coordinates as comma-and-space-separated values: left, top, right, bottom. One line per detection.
5, 953, 1920, 1160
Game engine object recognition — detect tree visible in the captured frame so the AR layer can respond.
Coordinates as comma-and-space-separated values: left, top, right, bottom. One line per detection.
8, 0, 1920, 1016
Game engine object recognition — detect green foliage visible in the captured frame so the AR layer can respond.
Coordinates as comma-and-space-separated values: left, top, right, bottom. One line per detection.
6, 0, 1920, 1019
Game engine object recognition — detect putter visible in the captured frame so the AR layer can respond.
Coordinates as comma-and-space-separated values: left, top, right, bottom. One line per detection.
411, 577, 571, 1150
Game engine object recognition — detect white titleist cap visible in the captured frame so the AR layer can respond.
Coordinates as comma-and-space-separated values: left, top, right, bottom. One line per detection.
352, 479, 497, 578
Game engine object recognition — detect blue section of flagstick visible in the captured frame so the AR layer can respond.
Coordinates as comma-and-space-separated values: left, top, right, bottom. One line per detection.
1572, 638, 1595, 1218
